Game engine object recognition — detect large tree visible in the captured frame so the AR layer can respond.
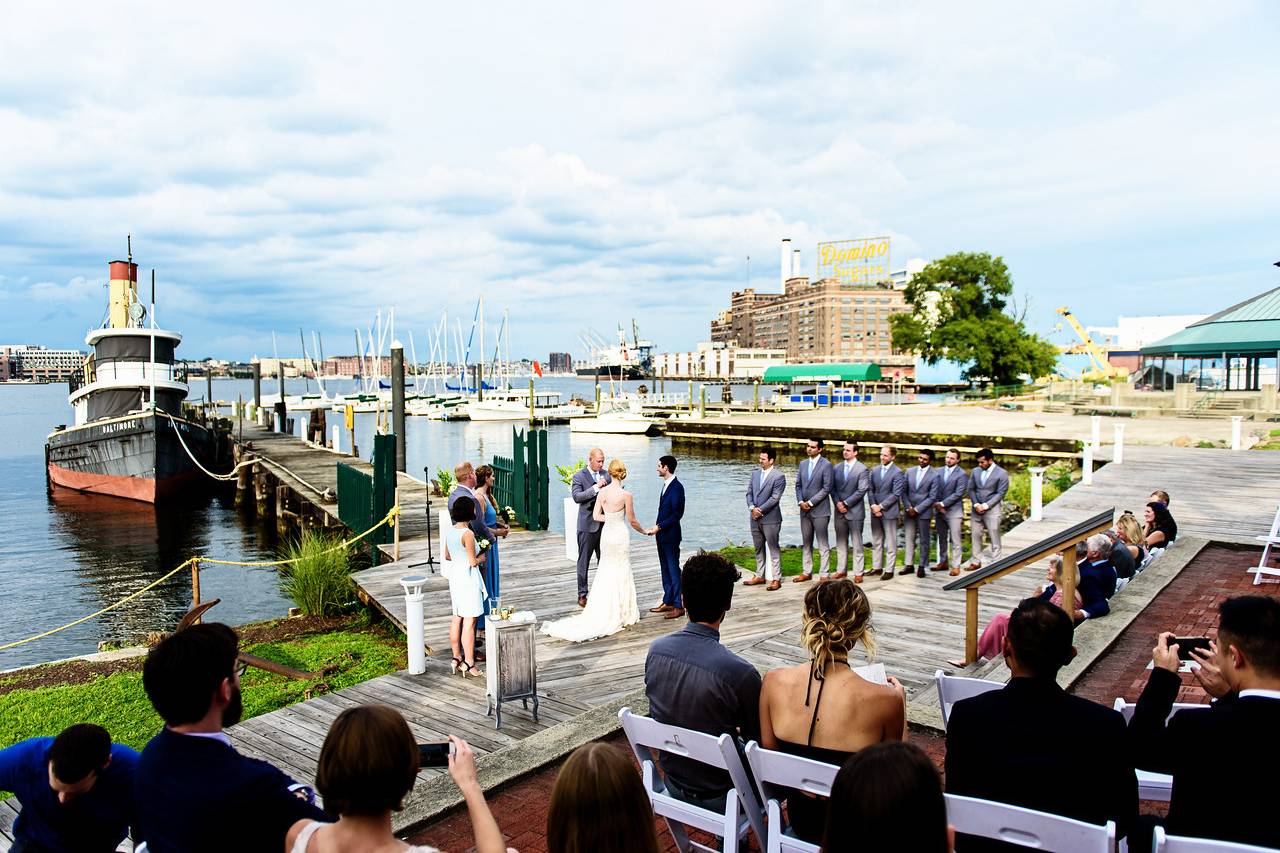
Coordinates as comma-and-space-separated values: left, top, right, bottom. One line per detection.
889, 251, 1058, 386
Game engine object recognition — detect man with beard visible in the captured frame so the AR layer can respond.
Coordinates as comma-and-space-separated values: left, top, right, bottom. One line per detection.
134, 623, 327, 852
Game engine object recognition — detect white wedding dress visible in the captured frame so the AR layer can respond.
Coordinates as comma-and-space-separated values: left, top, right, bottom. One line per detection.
541, 509, 639, 642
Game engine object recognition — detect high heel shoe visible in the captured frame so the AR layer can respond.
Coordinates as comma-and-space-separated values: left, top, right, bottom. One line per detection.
450, 657, 462, 675
461, 660, 484, 678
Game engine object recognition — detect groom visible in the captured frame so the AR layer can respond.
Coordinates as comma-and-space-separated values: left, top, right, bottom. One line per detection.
647, 455, 686, 619
570, 448, 609, 607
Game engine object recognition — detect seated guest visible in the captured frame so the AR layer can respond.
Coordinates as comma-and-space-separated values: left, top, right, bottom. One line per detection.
1144, 501, 1178, 548
1129, 596, 1280, 849
760, 580, 906, 844
821, 742, 952, 853
287, 706, 509, 853
1074, 534, 1118, 622
135, 623, 327, 853
974, 555, 1081, 662
946, 600, 1136, 850
1105, 528, 1136, 580
1116, 514, 1148, 567
644, 551, 761, 812
546, 742, 661, 853
1149, 489, 1171, 506
0, 723, 138, 853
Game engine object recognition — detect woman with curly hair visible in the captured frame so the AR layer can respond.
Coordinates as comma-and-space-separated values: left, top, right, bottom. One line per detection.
759, 579, 907, 845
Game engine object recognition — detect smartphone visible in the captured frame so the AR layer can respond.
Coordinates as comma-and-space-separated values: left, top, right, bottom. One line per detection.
1172, 637, 1211, 660
419, 742, 455, 768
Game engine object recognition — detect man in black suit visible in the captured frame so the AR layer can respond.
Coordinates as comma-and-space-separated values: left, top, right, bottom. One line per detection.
1129, 596, 1280, 849
1074, 534, 1119, 622
946, 599, 1136, 849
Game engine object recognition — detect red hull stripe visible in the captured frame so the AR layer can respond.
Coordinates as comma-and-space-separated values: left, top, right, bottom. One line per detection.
46, 463, 200, 504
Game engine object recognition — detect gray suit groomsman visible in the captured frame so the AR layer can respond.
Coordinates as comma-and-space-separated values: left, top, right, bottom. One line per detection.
793, 438, 833, 583
570, 448, 611, 606
742, 447, 786, 591
933, 448, 970, 576
901, 449, 941, 578
831, 440, 871, 581
869, 444, 906, 581
966, 447, 1010, 570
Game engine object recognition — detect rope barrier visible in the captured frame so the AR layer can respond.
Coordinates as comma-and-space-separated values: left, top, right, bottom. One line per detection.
0, 505, 402, 653
158, 410, 328, 497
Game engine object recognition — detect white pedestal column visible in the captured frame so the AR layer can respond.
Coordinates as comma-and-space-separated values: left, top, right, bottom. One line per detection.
399, 575, 427, 675
1029, 467, 1045, 522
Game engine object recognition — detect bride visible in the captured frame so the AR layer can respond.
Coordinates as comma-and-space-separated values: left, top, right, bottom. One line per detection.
542, 459, 647, 642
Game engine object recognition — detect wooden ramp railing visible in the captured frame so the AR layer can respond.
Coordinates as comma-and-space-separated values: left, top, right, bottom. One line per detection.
943, 508, 1116, 664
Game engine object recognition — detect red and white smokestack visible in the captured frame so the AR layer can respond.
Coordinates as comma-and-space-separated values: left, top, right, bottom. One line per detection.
781, 238, 791, 288
108, 259, 140, 328
792, 248, 801, 279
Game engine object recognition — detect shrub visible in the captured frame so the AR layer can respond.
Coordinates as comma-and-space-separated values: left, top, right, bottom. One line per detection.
1005, 460, 1074, 515
278, 532, 355, 616
555, 459, 585, 487
434, 468, 457, 496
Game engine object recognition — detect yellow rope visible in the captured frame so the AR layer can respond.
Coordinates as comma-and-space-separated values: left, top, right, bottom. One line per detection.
0, 505, 402, 653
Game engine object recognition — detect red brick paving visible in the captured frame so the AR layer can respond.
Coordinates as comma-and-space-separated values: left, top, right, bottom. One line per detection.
407, 543, 1277, 852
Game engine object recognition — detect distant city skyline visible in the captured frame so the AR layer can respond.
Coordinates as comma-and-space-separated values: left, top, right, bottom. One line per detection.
2, 2, 1276, 366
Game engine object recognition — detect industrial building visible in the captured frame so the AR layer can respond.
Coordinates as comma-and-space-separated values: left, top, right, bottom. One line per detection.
0, 344, 86, 382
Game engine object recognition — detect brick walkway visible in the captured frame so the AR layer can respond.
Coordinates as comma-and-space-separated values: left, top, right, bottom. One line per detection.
407, 543, 1275, 852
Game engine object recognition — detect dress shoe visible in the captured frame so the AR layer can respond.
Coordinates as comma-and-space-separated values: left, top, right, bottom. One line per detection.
649, 603, 674, 612
792, 574, 813, 583
934, 562, 950, 572
766, 580, 781, 591
742, 576, 766, 586
964, 561, 982, 572
916, 566, 926, 578
853, 575, 863, 584
898, 566, 915, 576
949, 567, 961, 576
664, 607, 685, 620
879, 571, 893, 580
817, 575, 831, 583
866, 568, 883, 577
578, 595, 587, 607
833, 571, 848, 579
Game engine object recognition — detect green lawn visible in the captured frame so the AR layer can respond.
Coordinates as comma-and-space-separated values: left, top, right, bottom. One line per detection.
717, 538, 979, 577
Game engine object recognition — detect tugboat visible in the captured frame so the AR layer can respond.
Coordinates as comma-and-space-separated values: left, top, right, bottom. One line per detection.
45, 244, 215, 503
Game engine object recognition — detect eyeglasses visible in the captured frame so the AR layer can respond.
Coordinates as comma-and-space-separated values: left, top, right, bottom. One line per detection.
234, 661, 248, 680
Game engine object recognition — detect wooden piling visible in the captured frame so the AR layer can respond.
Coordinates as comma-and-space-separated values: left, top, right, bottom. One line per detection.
190, 560, 202, 621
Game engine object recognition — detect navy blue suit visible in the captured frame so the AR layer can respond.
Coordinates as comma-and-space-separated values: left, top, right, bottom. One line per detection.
656, 477, 686, 607
1078, 559, 1117, 619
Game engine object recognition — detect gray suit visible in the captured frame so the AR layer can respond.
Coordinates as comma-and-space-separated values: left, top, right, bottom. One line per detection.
903, 465, 941, 569
796, 456, 833, 576
746, 467, 786, 581
571, 465, 611, 597
831, 459, 870, 577
868, 463, 905, 574
448, 484, 495, 549
933, 465, 970, 568
968, 463, 1010, 565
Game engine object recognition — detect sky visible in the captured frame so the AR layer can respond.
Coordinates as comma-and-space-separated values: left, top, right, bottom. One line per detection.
1, 1, 1277, 365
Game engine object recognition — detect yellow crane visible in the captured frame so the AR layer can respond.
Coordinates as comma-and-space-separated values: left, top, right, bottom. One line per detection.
1054, 307, 1128, 381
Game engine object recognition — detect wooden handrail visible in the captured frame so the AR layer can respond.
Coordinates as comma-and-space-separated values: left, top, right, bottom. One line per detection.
944, 507, 1115, 664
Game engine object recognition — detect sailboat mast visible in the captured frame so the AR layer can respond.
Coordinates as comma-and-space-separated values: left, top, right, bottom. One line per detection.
149, 269, 157, 410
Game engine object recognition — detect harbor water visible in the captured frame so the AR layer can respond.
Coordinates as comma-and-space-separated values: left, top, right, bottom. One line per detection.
2, 375, 924, 669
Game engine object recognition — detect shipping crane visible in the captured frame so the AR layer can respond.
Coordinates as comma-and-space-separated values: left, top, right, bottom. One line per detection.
1055, 306, 1128, 381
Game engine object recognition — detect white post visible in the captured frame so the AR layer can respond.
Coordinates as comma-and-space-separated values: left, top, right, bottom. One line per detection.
1231, 415, 1243, 451
1113, 423, 1125, 464
1090, 415, 1101, 449
331, 424, 341, 452
399, 575, 427, 675
1029, 466, 1045, 522
1082, 440, 1094, 486
564, 496, 579, 562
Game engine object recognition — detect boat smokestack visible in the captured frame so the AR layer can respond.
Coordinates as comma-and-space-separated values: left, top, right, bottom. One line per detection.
108, 258, 139, 329
780, 238, 791, 287
792, 248, 801, 279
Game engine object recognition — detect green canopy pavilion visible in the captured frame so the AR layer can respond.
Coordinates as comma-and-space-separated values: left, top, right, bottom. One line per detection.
1140, 288, 1280, 391
762, 362, 884, 405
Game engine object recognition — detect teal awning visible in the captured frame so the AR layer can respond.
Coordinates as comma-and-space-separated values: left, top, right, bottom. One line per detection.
762, 363, 883, 383
1142, 287, 1280, 356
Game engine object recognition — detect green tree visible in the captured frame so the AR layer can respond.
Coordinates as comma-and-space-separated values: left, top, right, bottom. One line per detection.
889, 252, 1058, 386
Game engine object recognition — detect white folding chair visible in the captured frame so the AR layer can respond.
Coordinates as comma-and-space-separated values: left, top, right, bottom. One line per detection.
618, 707, 766, 853
1250, 503, 1280, 585
743, 741, 841, 853
1154, 826, 1276, 852
945, 794, 1116, 852
934, 668, 1002, 729
1112, 699, 1210, 801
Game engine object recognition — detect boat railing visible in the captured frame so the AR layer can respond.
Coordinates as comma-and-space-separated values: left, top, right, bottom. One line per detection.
85, 357, 181, 385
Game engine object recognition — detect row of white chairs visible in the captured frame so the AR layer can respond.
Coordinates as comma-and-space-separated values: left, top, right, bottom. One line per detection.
618, 707, 1265, 852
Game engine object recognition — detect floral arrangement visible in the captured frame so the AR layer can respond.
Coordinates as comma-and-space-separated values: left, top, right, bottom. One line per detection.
476, 538, 491, 554
555, 459, 585, 487
500, 505, 518, 525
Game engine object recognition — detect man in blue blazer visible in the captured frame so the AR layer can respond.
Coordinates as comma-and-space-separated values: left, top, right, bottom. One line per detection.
648, 454, 687, 618
743, 447, 786, 590
934, 448, 970, 576
869, 444, 906, 580
902, 449, 941, 578
1075, 534, 1119, 622
831, 439, 871, 582
793, 437, 833, 583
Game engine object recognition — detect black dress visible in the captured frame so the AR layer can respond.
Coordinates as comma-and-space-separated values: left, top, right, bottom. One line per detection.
773, 667, 857, 845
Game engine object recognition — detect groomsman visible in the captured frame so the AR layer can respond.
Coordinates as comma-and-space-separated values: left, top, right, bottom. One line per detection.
966, 447, 1010, 570
901, 449, 940, 578
570, 448, 610, 607
933, 448, 970, 576
649, 455, 686, 619
831, 439, 871, 583
869, 444, 905, 580
793, 438, 833, 583
743, 447, 786, 591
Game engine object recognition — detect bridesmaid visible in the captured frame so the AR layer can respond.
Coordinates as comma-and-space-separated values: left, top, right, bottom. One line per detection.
473, 465, 510, 630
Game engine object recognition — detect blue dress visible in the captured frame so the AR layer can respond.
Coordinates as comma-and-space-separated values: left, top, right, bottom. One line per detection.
479, 500, 501, 629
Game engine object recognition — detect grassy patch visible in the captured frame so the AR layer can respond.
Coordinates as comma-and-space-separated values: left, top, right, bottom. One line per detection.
278, 531, 357, 616
717, 539, 977, 576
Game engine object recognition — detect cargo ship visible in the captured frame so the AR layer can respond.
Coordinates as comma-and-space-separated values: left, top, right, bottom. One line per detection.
45, 246, 215, 503
575, 321, 653, 380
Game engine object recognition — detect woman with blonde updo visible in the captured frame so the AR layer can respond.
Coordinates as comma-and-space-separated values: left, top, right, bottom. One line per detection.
541, 459, 648, 643
759, 579, 907, 845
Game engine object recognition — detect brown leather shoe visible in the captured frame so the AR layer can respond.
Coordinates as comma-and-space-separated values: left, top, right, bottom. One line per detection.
766, 580, 781, 591
833, 571, 848, 579
949, 567, 961, 576
866, 568, 883, 577
853, 575, 863, 584
664, 607, 685, 620
817, 575, 831, 583
742, 576, 766, 586
792, 574, 812, 583
898, 566, 915, 576
649, 603, 674, 612
578, 596, 587, 607
964, 561, 981, 572
934, 562, 950, 572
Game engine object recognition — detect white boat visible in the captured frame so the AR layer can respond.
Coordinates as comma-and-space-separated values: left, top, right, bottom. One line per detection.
465, 389, 585, 422
569, 399, 657, 434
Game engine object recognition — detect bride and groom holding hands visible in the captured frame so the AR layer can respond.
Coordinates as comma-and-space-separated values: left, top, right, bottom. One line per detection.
541, 447, 685, 643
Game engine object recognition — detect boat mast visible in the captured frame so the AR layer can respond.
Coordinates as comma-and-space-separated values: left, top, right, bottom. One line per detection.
298, 328, 311, 393
149, 269, 157, 410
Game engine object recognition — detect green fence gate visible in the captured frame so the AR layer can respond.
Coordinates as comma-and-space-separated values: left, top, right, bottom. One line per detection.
336, 432, 397, 564
492, 426, 549, 530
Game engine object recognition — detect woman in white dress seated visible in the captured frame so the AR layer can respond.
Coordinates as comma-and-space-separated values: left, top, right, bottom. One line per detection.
542, 459, 647, 643
285, 704, 513, 853
444, 498, 488, 678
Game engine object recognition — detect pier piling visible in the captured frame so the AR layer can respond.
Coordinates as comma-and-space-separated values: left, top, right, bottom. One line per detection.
252, 362, 261, 408
391, 342, 406, 472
